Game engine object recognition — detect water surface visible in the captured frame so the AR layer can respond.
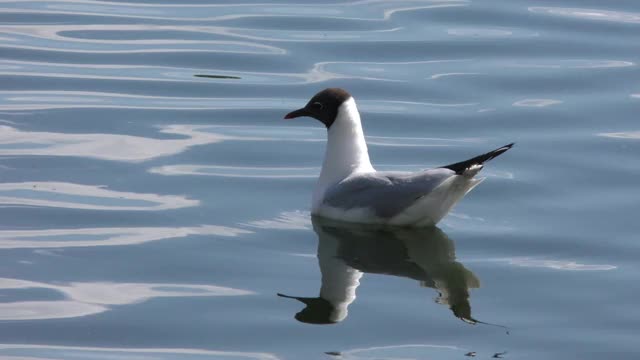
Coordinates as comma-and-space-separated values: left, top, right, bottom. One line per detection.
1, 0, 639, 359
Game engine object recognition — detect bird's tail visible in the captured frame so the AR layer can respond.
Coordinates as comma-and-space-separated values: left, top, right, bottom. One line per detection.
441, 143, 514, 175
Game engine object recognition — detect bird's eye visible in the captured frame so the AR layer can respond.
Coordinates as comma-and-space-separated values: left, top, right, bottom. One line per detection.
312, 102, 324, 110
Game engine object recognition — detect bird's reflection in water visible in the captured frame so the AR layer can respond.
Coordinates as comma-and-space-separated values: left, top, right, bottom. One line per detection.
279, 216, 480, 325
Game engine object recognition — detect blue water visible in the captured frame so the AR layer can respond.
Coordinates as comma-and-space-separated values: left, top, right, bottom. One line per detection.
1, 0, 639, 359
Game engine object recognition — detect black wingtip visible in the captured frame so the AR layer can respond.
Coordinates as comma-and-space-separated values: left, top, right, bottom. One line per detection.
441, 142, 514, 175
489, 142, 515, 159
501, 142, 515, 151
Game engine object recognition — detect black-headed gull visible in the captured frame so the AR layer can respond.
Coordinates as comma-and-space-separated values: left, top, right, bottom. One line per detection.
285, 88, 513, 226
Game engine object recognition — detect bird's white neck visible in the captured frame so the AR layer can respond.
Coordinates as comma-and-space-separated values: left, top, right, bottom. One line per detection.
316, 224, 363, 323
313, 97, 374, 208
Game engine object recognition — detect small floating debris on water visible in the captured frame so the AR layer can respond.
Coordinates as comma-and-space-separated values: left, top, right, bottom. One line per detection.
194, 74, 241, 79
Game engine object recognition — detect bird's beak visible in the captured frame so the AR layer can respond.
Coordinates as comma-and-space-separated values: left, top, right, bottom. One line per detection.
277, 293, 313, 305
284, 108, 309, 119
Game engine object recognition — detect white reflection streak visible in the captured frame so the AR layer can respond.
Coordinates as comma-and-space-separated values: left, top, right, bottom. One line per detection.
0, 0, 468, 23
337, 344, 461, 359
310, 59, 634, 84
149, 160, 499, 178
377, 1, 468, 21
0, 182, 198, 210
0, 278, 253, 320
447, 28, 515, 37
0, 70, 184, 83
244, 210, 312, 230
150, 161, 485, 178
529, 7, 640, 24
430, 72, 483, 79
598, 131, 640, 139
149, 165, 319, 178
0, 90, 477, 112
492, 257, 616, 271
0, 225, 251, 249
0, 124, 223, 162
0, 45, 281, 55
0, 344, 279, 360
0, 24, 284, 54
305, 59, 635, 85
508, 59, 634, 69
307, 59, 470, 83
0, 90, 300, 110
513, 99, 562, 107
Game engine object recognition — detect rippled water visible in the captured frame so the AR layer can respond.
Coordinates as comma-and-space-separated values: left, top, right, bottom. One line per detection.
1, 0, 639, 359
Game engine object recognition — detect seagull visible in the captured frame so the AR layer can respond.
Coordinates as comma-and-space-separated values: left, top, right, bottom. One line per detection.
285, 88, 513, 227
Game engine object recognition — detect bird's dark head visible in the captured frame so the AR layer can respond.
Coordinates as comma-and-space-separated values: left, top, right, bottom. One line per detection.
277, 293, 338, 325
284, 88, 352, 128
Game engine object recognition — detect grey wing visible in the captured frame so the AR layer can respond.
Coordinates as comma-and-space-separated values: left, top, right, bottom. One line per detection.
323, 168, 456, 218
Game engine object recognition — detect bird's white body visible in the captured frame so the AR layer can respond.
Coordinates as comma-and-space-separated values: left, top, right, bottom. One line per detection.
311, 97, 482, 227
